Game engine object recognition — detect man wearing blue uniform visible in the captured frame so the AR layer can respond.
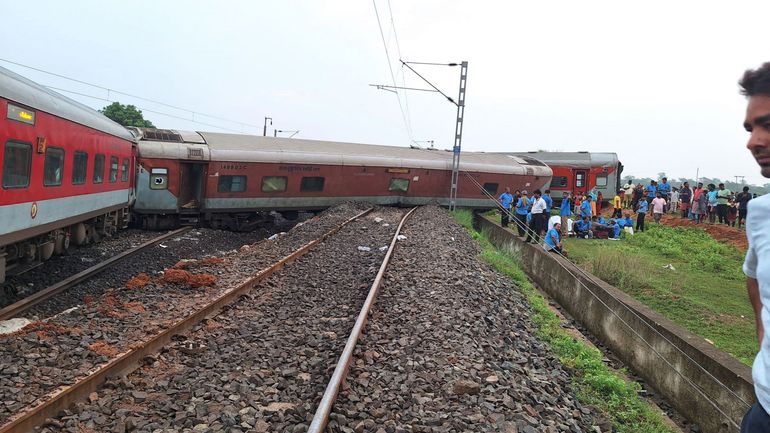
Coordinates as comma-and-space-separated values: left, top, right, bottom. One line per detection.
738, 61, 770, 432
574, 216, 592, 238
498, 187, 513, 228
542, 189, 553, 214
514, 191, 530, 237
646, 180, 657, 205
580, 196, 593, 219
560, 192, 572, 236
543, 222, 564, 254
658, 177, 671, 200
609, 219, 621, 239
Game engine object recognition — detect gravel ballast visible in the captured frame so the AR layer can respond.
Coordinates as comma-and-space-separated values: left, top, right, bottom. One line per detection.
0, 203, 370, 427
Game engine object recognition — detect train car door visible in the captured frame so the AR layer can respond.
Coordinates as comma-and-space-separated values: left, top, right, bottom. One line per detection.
178, 163, 206, 210
574, 170, 588, 195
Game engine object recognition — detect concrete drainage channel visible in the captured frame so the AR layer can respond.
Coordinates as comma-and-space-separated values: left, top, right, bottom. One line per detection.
475, 213, 754, 433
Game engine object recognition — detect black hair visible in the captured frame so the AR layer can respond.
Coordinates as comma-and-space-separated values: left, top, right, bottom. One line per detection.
740, 62, 770, 96
544, 189, 550, 194
534, 189, 542, 195
743, 186, 750, 192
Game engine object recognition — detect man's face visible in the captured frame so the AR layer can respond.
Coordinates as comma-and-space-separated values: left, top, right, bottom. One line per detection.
744, 94, 770, 178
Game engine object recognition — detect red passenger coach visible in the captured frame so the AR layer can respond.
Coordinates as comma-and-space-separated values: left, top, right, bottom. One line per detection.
0, 66, 135, 285
132, 129, 552, 230
502, 151, 622, 199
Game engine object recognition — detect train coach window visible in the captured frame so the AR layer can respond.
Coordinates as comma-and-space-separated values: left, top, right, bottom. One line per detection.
261, 176, 287, 193
93, 154, 105, 183
149, 168, 168, 190
2, 141, 32, 188
575, 172, 585, 188
72, 151, 88, 185
553, 176, 568, 187
483, 183, 498, 195
109, 157, 119, 183
218, 175, 247, 193
121, 158, 129, 182
596, 174, 608, 187
43, 147, 64, 186
300, 176, 325, 192
388, 178, 409, 192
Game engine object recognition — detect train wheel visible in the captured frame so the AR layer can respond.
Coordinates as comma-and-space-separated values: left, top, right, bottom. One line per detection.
40, 242, 55, 261
54, 231, 69, 255
73, 223, 87, 246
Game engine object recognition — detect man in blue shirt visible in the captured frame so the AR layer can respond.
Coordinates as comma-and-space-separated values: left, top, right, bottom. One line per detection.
498, 187, 513, 228
658, 177, 671, 200
543, 222, 564, 254
636, 198, 648, 232
560, 192, 572, 236
514, 190, 530, 237
580, 196, 593, 219
646, 180, 657, 205
574, 216, 592, 238
609, 219, 621, 239
543, 189, 553, 214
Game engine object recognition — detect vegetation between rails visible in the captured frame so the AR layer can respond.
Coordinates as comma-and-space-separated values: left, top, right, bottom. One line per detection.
451, 210, 674, 433
564, 223, 755, 365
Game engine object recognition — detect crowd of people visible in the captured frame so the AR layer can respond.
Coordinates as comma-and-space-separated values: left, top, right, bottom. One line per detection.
496, 179, 758, 255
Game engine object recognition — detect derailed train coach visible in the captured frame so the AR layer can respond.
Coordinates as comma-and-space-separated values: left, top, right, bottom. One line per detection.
130, 128, 553, 230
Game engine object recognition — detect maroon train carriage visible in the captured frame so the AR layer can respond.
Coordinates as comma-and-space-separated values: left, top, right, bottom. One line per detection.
131, 128, 553, 230
0, 66, 135, 285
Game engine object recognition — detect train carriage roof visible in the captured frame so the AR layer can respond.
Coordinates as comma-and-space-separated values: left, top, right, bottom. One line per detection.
500, 151, 619, 168
135, 129, 553, 177
0, 66, 134, 141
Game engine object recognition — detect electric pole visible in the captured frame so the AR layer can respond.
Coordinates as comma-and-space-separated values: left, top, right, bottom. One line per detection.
263, 117, 272, 136
370, 60, 469, 210
448, 62, 468, 211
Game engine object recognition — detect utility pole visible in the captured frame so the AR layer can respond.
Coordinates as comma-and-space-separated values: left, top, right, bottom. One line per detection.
734, 175, 745, 184
371, 60, 469, 210
263, 117, 272, 136
448, 61, 468, 211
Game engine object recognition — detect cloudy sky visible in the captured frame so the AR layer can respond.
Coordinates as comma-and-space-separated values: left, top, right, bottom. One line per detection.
2, 1, 769, 184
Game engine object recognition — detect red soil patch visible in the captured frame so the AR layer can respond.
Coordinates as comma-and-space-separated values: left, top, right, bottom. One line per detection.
88, 340, 119, 357
160, 268, 216, 288
161, 269, 192, 284
125, 273, 151, 289
188, 273, 216, 288
83, 295, 96, 307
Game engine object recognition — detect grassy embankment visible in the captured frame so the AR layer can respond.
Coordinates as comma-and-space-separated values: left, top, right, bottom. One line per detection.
564, 223, 756, 365
451, 210, 674, 433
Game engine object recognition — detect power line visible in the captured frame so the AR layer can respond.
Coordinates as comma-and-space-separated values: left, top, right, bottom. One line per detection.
386, 0, 414, 139
372, 0, 413, 142
44, 85, 244, 133
0, 57, 262, 131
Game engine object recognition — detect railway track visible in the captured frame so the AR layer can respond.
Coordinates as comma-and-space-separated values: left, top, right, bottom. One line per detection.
0, 204, 381, 433
0, 228, 191, 322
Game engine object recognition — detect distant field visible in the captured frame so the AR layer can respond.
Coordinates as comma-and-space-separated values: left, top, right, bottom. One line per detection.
564, 223, 756, 365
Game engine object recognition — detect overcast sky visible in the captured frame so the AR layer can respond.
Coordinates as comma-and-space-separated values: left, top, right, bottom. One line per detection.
2, 1, 769, 185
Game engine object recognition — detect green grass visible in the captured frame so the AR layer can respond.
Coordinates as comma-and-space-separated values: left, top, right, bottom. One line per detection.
564, 223, 756, 365
450, 210, 675, 433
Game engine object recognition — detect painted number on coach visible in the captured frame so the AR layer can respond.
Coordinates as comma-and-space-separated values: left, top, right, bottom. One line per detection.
278, 165, 319, 173
220, 164, 247, 170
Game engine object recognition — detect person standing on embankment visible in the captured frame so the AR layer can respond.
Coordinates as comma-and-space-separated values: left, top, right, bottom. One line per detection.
739, 61, 770, 432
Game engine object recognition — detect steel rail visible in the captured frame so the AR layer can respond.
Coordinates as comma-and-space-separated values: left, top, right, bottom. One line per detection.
0, 227, 192, 321
0, 208, 372, 433
308, 206, 417, 433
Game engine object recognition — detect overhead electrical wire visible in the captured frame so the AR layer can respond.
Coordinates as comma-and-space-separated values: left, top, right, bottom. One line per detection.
0, 58, 261, 132
372, 0, 414, 143
386, 0, 414, 141
44, 85, 244, 133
